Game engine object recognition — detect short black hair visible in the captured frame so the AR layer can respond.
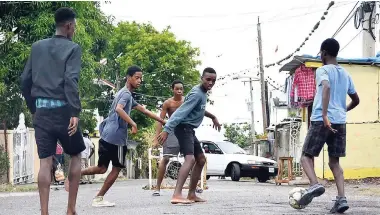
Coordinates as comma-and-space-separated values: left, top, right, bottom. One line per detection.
202, 67, 216, 76
127, 65, 142, 77
54, 7, 76, 26
320, 38, 340, 57
171, 80, 183, 89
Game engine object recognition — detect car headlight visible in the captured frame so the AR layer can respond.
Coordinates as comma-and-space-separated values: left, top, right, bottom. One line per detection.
247, 160, 262, 165
273, 162, 278, 167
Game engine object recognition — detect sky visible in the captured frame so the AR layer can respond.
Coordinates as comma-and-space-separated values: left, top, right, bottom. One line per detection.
101, 0, 372, 141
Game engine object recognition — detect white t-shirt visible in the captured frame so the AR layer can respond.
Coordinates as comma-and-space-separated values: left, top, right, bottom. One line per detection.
81, 137, 94, 159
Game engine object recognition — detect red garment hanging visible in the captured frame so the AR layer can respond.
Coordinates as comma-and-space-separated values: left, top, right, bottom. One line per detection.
290, 65, 316, 107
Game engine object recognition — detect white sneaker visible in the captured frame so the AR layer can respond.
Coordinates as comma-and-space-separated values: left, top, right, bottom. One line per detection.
91, 196, 116, 207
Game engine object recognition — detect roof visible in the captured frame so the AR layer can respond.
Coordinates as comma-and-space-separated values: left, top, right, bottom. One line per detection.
279, 54, 380, 74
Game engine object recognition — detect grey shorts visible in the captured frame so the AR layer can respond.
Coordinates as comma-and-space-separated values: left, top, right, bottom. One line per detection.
163, 133, 180, 157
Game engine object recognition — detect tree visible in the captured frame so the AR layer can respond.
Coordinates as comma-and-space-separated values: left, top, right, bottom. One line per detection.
79, 111, 97, 134
0, 1, 112, 128
97, 21, 201, 128
223, 123, 254, 148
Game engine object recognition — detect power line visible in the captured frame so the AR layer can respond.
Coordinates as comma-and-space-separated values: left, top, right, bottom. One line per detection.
340, 29, 363, 53
111, 3, 344, 20
199, 3, 351, 33
265, 1, 337, 68
332, 1, 359, 38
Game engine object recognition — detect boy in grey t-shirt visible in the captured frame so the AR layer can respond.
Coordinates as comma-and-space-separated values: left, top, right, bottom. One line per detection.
65, 66, 166, 207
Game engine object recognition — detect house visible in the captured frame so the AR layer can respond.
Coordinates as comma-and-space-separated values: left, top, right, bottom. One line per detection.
280, 55, 380, 180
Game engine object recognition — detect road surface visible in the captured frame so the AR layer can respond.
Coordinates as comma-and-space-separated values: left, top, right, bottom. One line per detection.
1, 179, 379, 215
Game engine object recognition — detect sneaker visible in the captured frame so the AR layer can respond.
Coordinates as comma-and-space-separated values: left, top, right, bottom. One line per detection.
152, 190, 161, 196
196, 187, 203, 193
298, 183, 325, 206
92, 196, 116, 207
330, 196, 349, 213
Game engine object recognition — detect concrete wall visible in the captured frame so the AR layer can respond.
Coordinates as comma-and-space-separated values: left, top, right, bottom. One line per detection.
0, 130, 113, 184
0, 129, 39, 184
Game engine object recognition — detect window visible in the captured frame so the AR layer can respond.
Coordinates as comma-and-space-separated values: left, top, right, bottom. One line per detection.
202, 142, 222, 154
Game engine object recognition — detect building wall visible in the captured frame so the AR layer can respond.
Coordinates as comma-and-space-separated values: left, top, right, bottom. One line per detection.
313, 64, 380, 179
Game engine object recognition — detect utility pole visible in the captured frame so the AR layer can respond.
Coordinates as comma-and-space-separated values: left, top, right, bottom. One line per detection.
362, 1, 377, 57
257, 16, 268, 132
239, 76, 260, 155
248, 78, 258, 156
115, 53, 123, 90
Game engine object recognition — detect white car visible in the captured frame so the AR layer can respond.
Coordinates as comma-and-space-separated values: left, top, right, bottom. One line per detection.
200, 140, 278, 182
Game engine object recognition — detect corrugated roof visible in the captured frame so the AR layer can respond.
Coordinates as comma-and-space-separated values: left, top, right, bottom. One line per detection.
279, 55, 380, 74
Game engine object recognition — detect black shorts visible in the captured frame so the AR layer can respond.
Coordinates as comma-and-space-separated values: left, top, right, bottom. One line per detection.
33, 106, 85, 159
302, 121, 347, 158
174, 124, 203, 157
97, 139, 127, 169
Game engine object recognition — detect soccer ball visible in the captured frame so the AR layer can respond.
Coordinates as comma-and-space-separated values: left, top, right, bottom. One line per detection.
288, 187, 307, 209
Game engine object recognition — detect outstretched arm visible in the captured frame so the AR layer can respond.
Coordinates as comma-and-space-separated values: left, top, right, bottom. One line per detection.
155, 102, 168, 137
163, 92, 200, 134
205, 110, 216, 119
115, 92, 137, 128
205, 110, 221, 131
134, 104, 166, 125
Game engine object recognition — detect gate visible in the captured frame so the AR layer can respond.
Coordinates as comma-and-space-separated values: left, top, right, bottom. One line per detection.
13, 113, 34, 184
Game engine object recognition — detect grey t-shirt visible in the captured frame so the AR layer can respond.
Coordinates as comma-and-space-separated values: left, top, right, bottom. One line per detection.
99, 87, 138, 146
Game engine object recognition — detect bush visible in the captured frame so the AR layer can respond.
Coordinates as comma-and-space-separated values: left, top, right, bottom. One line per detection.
0, 145, 9, 182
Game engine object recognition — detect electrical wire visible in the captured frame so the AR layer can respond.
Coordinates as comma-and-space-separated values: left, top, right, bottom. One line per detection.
332, 1, 359, 38
110, 3, 346, 20
339, 29, 363, 53
265, 1, 337, 68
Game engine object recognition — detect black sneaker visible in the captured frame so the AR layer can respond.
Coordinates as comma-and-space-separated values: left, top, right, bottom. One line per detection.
330, 196, 349, 213
298, 183, 325, 206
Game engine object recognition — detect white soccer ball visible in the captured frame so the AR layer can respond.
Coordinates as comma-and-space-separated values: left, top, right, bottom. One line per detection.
288, 187, 307, 209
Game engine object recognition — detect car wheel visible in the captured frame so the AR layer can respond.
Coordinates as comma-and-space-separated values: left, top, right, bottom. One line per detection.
230, 163, 241, 181
206, 175, 211, 180
258, 176, 269, 183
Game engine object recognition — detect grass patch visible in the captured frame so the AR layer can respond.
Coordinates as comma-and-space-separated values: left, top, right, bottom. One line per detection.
0, 183, 38, 192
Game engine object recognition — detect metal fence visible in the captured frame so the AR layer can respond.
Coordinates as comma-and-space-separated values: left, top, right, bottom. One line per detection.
12, 113, 34, 184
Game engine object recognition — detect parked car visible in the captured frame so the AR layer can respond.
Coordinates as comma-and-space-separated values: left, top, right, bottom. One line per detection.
200, 140, 278, 182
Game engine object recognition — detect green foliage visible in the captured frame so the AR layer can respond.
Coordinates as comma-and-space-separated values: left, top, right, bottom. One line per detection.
79, 111, 97, 134
0, 1, 112, 128
0, 145, 9, 177
106, 22, 200, 102
129, 123, 156, 178
94, 21, 202, 129
0, 3, 203, 180
223, 123, 254, 148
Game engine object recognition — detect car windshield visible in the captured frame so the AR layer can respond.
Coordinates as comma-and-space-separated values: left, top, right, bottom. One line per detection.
216, 141, 246, 154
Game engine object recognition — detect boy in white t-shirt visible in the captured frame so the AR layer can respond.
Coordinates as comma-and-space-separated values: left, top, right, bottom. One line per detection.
81, 130, 94, 183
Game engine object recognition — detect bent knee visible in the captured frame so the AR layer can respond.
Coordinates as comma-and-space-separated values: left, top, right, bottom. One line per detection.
196, 157, 206, 166
98, 166, 108, 174
184, 155, 196, 163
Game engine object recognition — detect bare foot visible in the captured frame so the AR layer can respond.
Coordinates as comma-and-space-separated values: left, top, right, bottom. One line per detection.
171, 196, 192, 204
187, 195, 206, 203
64, 178, 69, 192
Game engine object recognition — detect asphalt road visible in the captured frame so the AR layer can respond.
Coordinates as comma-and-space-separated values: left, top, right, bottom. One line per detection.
1, 179, 379, 215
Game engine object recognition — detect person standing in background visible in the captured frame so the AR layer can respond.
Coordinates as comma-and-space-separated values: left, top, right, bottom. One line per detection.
81, 130, 94, 184
55, 143, 64, 167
